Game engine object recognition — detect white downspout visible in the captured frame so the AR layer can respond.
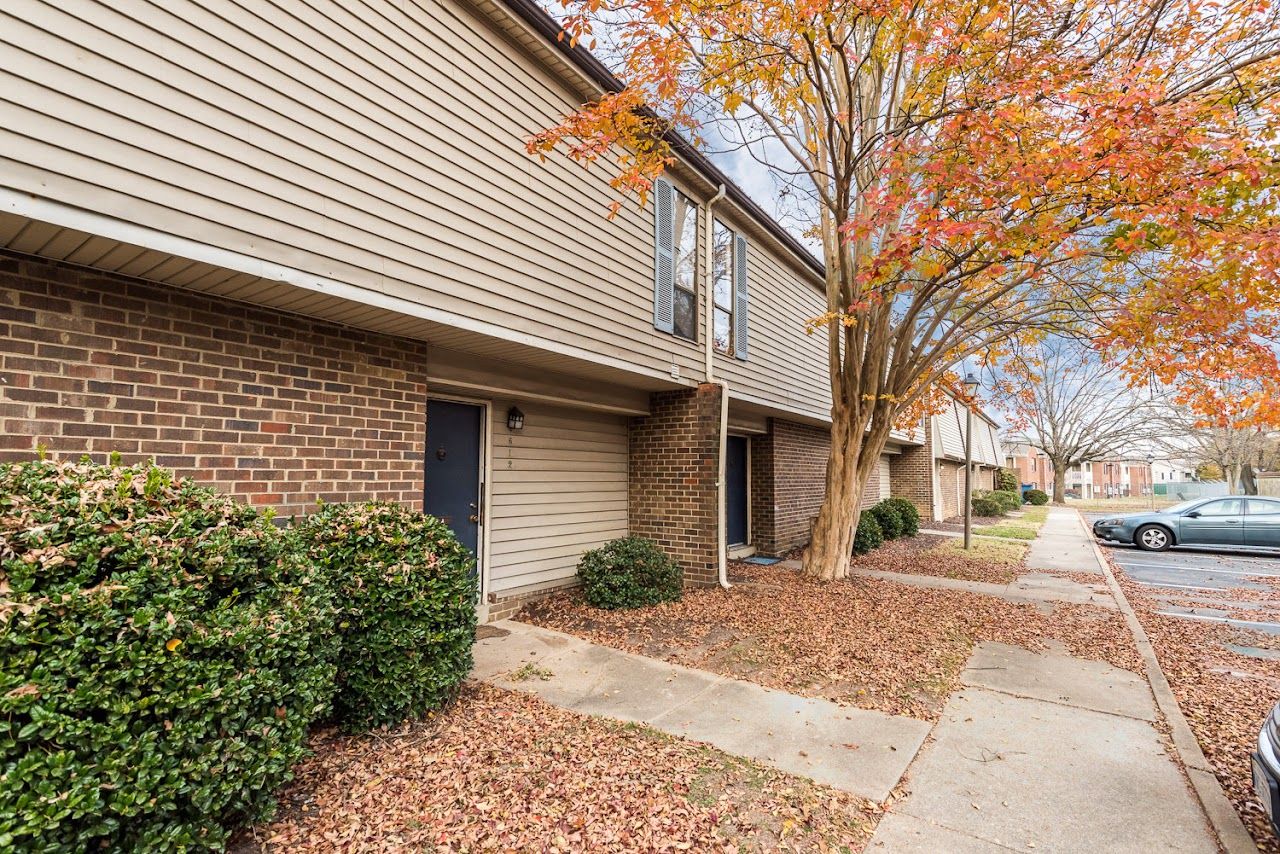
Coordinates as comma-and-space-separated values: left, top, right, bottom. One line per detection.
704, 184, 731, 590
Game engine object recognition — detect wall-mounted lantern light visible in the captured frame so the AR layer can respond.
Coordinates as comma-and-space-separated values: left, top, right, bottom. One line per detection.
506, 406, 525, 431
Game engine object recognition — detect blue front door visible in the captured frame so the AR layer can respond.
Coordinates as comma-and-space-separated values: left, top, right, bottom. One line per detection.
726, 435, 749, 546
424, 399, 483, 560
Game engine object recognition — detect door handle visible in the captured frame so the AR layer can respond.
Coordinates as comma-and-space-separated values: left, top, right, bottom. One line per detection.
469, 500, 481, 524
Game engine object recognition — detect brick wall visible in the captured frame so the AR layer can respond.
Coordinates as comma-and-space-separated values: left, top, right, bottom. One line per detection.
0, 251, 427, 516
628, 385, 723, 586
890, 442, 935, 519
750, 418, 830, 556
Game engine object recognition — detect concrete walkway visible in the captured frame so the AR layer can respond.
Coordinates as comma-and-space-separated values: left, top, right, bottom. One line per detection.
1027, 507, 1107, 574
470, 620, 930, 801
868, 641, 1217, 853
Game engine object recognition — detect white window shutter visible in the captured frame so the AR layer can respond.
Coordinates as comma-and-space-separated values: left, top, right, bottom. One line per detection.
733, 233, 749, 359
652, 178, 675, 333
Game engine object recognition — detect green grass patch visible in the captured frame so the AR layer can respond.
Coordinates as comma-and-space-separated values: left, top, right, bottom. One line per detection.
936, 537, 1029, 564
1019, 505, 1050, 525
972, 522, 1038, 540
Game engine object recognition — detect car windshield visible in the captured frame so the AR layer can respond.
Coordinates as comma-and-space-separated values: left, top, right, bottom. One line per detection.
1164, 499, 1208, 514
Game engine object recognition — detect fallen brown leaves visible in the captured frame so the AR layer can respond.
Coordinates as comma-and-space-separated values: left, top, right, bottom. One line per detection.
231, 684, 875, 853
1114, 567, 1280, 853
853, 536, 1026, 584
523, 563, 1139, 720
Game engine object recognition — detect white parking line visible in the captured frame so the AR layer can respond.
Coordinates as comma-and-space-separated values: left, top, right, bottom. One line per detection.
1156, 610, 1280, 632
1115, 561, 1280, 579
1133, 579, 1221, 592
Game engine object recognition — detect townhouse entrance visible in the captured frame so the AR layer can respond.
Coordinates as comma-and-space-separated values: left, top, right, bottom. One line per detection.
425, 399, 485, 566
726, 435, 749, 546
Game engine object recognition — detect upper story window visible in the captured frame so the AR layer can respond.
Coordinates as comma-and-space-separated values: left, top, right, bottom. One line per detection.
672, 191, 698, 341
652, 179, 749, 360
712, 220, 734, 353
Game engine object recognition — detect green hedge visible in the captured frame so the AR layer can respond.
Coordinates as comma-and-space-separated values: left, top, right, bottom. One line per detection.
989, 490, 1023, 512
0, 459, 337, 852
882, 498, 921, 537
852, 512, 884, 555
1025, 489, 1050, 506
866, 500, 905, 540
997, 467, 1019, 492
298, 502, 477, 731
971, 496, 1003, 517
578, 536, 682, 610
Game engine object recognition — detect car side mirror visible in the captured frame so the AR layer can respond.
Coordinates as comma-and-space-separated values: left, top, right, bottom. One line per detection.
1185, 511, 1201, 518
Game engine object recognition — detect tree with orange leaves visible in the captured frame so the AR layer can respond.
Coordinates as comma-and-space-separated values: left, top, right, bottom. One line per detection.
528, 0, 1280, 579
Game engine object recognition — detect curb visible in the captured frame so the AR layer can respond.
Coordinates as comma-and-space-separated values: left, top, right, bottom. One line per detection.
1073, 510, 1259, 854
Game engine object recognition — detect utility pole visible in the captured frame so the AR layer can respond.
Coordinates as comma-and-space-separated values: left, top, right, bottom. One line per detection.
963, 372, 980, 550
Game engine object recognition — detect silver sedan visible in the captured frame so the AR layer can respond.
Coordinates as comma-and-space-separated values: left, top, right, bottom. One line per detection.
1092, 496, 1280, 552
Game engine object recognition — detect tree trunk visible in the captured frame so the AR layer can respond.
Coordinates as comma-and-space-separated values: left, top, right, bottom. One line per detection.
803, 411, 862, 580
1050, 458, 1067, 504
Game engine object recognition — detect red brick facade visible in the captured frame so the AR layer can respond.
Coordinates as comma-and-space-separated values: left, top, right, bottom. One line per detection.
0, 251, 427, 517
937, 461, 964, 519
628, 385, 723, 586
890, 442, 935, 519
749, 418, 831, 556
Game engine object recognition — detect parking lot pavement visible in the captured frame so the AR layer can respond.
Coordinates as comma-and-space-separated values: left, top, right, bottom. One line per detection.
1083, 512, 1280, 638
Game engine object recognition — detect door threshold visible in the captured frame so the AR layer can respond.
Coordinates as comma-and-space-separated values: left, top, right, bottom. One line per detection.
728, 545, 756, 560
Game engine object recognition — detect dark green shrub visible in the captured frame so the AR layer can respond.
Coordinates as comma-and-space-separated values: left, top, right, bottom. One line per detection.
0, 458, 337, 852
852, 512, 884, 555
997, 467, 1019, 492
971, 496, 1004, 517
990, 490, 1023, 512
1026, 489, 1050, 506
866, 500, 905, 540
299, 502, 477, 731
578, 536, 682, 610
883, 497, 921, 536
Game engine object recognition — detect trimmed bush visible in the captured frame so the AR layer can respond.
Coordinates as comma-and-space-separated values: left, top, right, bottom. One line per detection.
578, 536, 682, 610
0, 458, 337, 852
1026, 489, 1050, 506
883, 497, 921, 537
997, 467, 1019, 492
866, 500, 905, 540
852, 512, 884, 555
299, 502, 477, 731
990, 490, 1023, 513
971, 496, 1004, 517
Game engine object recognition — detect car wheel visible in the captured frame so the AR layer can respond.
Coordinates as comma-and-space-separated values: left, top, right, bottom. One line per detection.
1135, 524, 1172, 552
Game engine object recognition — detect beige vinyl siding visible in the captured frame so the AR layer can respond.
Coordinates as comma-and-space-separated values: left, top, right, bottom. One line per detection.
878, 456, 892, 498
935, 401, 965, 458
488, 400, 629, 595
0, 0, 836, 421
712, 228, 831, 415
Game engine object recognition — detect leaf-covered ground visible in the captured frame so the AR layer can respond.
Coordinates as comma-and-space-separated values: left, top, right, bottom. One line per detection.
523, 561, 1139, 720
1114, 568, 1280, 853
851, 535, 1028, 584
231, 684, 876, 853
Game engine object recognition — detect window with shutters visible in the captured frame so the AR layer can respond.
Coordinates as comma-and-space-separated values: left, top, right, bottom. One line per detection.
672, 191, 698, 341
712, 220, 734, 353
710, 219, 749, 359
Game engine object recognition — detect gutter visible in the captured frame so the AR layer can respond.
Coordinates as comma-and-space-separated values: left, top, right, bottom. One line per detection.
704, 184, 732, 590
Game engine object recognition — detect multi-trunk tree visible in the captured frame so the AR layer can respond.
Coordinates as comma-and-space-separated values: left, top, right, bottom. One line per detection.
529, 0, 1280, 579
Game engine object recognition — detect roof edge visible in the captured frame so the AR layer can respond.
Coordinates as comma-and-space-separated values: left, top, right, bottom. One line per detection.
497, 0, 826, 280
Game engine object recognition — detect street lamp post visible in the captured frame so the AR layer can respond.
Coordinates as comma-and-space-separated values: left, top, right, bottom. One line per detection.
963, 372, 980, 550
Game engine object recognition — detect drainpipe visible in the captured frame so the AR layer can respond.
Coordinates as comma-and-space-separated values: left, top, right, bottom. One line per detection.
703, 184, 731, 590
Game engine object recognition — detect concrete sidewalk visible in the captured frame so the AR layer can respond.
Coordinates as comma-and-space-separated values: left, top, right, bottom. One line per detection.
1027, 507, 1107, 574
470, 620, 930, 801
868, 641, 1218, 853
